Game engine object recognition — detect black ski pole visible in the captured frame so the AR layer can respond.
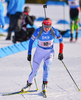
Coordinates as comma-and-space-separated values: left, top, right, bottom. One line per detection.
29, 61, 39, 91
43, 4, 47, 18
61, 60, 81, 91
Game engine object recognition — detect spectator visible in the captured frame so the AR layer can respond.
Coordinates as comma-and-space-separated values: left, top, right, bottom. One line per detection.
0, 0, 5, 28
7, 0, 25, 18
12, 6, 36, 43
6, 0, 25, 40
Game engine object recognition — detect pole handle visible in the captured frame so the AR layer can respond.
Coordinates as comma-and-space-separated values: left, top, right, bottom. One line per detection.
43, 4, 47, 8
43, 4, 47, 18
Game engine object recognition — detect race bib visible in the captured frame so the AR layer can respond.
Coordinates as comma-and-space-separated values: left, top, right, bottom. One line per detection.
38, 40, 54, 48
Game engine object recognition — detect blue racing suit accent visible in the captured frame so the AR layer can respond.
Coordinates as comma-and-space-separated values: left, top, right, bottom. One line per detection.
28, 27, 63, 55
7, 0, 25, 15
0, 2, 5, 27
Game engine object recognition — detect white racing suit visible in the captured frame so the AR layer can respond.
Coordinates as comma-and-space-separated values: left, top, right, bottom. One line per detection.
68, 0, 80, 8
28, 26, 63, 83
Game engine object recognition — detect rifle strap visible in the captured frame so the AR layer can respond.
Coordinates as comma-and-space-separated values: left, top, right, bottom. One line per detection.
37, 26, 55, 39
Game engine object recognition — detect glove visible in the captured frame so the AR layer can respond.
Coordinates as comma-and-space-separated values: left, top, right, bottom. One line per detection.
27, 55, 31, 61
30, 15, 36, 22
58, 53, 63, 60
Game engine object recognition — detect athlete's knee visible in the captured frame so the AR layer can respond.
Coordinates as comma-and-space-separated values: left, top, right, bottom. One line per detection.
75, 24, 79, 30
70, 21, 74, 31
74, 18, 79, 30
45, 54, 54, 66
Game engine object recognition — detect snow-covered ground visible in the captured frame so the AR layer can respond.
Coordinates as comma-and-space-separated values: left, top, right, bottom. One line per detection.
0, 38, 81, 100
0, 3, 81, 100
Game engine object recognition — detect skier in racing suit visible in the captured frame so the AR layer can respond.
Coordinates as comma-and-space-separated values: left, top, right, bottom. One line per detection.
68, 0, 80, 42
22, 18, 64, 93
61, 0, 80, 42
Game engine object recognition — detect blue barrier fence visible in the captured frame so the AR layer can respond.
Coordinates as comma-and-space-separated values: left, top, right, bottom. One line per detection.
0, 40, 31, 58
0, 38, 59, 58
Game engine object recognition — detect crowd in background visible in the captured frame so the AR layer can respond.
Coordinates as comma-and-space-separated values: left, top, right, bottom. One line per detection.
0, 0, 36, 43
0, 0, 81, 43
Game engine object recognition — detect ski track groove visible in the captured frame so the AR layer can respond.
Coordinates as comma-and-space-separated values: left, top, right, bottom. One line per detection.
56, 84, 68, 92
10, 79, 21, 87
21, 94, 28, 100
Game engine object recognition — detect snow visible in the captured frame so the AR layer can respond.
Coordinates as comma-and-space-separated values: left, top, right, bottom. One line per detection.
0, 3, 81, 100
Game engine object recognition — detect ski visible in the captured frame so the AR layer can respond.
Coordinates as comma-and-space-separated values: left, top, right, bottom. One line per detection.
2, 90, 37, 96
42, 91, 47, 98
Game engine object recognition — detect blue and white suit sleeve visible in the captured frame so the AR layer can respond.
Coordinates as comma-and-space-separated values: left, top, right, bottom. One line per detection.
28, 28, 40, 55
53, 27, 63, 43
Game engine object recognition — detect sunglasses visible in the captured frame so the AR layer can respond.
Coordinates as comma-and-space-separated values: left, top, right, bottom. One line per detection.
43, 24, 52, 28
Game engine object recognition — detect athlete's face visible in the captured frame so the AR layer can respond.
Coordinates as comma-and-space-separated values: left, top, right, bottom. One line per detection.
43, 27, 51, 32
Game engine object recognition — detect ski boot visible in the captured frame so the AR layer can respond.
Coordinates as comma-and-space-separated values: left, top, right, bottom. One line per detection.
21, 81, 32, 92
42, 81, 48, 97
42, 81, 48, 92
70, 34, 73, 42
75, 33, 78, 42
